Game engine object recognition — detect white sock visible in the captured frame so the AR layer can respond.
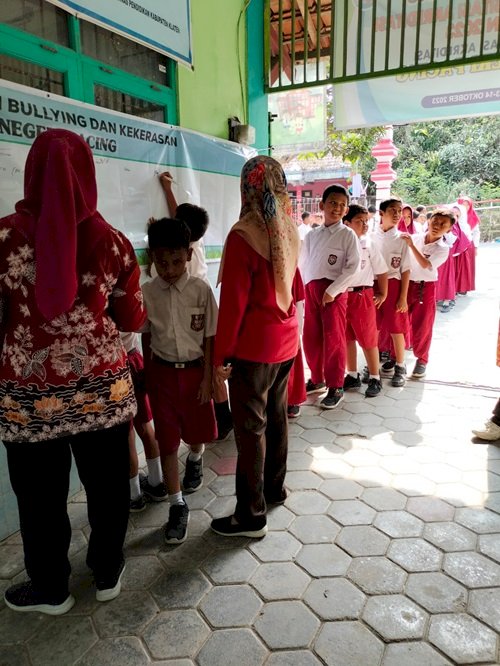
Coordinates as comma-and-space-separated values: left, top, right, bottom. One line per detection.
369, 374, 380, 380
169, 491, 185, 506
130, 475, 141, 500
348, 371, 358, 378
147, 456, 163, 487
188, 444, 205, 462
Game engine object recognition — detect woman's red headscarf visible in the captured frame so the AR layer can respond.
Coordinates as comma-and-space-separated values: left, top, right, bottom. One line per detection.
14, 129, 100, 321
457, 196, 481, 230
397, 204, 417, 234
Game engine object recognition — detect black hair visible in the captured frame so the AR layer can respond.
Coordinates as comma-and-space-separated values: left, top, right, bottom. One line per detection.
301, 211, 310, 221
379, 197, 403, 212
148, 218, 191, 251
431, 208, 456, 225
343, 204, 368, 222
175, 203, 209, 242
368, 205, 376, 214
415, 205, 426, 213
426, 212, 433, 219
322, 184, 349, 203
412, 210, 419, 220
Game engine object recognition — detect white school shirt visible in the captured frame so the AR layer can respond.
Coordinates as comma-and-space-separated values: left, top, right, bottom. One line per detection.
350, 235, 388, 288
297, 223, 311, 241
408, 233, 450, 282
370, 225, 411, 280
120, 332, 139, 353
142, 272, 218, 362
299, 222, 360, 299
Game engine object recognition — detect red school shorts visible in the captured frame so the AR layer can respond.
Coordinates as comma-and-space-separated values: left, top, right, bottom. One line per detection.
346, 287, 378, 349
127, 348, 153, 428
376, 278, 409, 336
146, 360, 217, 454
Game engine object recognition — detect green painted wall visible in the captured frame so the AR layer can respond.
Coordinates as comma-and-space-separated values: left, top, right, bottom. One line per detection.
247, 0, 269, 153
177, 0, 247, 140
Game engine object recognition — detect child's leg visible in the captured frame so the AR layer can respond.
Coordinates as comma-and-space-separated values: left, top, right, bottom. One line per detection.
363, 347, 380, 376
391, 333, 405, 365
303, 281, 326, 384
213, 375, 233, 441
128, 425, 139, 479
346, 340, 358, 373
410, 282, 437, 367
322, 293, 348, 389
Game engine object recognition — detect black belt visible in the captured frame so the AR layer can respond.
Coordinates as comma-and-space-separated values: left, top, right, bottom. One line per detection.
351, 285, 372, 292
152, 354, 203, 369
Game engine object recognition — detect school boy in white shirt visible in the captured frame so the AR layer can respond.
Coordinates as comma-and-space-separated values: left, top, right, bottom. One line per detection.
300, 185, 360, 409
401, 208, 454, 379
371, 198, 411, 387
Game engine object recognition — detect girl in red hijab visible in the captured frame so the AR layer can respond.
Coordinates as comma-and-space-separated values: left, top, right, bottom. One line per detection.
0, 129, 146, 614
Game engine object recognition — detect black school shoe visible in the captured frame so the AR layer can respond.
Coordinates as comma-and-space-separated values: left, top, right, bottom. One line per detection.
365, 378, 382, 398
4, 581, 75, 615
380, 359, 396, 376
305, 379, 327, 394
140, 474, 168, 502
287, 405, 301, 418
343, 374, 361, 390
165, 502, 190, 544
183, 456, 203, 493
129, 493, 147, 513
320, 388, 344, 409
391, 364, 407, 387
95, 560, 126, 602
210, 515, 267, 538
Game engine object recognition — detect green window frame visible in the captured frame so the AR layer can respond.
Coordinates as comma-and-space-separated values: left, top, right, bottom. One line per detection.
0, 14, 177, 124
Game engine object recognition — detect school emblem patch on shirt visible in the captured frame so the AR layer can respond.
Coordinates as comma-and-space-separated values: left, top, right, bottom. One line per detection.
191, 314, 205, 332
328, 254, 337, 265
391, 256, 401, 268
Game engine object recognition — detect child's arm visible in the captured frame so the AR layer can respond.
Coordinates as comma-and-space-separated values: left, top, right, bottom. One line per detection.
396, 270, 410, 312
400, 233, 432, 269
323, 231, 361, 304
198, 335, 214, 404
374, 272, 388, 308
159, 172, 178, 216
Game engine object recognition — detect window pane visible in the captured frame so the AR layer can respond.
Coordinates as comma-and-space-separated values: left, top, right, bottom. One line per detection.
0, 54, 65, 95
0, 0, 69, 46
94, 85, 164, 122
81, 22, 168, 85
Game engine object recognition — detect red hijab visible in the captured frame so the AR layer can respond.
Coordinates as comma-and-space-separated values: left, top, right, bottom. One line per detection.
397, 204, 417, 234
457, 196, 481, 230
14, 129, 103, 320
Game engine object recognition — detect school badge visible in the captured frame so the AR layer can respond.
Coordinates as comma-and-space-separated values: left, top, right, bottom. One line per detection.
361, 259, 367, 269
191, 314, 205, 332
391, 256, 401, 268
328, 254, 337, 265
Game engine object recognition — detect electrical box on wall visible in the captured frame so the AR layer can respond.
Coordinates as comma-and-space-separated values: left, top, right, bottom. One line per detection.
228, 116, 256, 145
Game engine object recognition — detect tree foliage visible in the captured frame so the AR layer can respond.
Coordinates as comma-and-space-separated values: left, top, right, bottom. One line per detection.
392, 117, 500, 204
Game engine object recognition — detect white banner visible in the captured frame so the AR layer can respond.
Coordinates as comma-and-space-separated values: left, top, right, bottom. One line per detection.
47, 0, 192, 66
0, 81, 254, 265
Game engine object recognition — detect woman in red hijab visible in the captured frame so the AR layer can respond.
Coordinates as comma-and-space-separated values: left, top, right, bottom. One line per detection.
0, 129, 146, 614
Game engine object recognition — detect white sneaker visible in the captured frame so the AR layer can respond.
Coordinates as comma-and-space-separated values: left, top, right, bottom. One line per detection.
472, 420, 500, 442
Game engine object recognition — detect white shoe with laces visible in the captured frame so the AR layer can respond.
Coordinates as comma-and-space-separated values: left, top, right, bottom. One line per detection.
472, 420, 500, 442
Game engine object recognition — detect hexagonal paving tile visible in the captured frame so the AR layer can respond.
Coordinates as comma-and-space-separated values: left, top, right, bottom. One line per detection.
159, 537, 214, 570
455, 506, 500, 533
347, 556, 407, 594
121, 555, 164, 590
423, 522, 477, 552
363, 595, 428, 640
325, 421, 361, 436
296, 415, 328, 429
391, 473, 436, 496
327, 499, 376, 526
374, 510, 423, 538
299, 428, 335, 444
287, 452, 315, 471
92, 591, 159, 637
387, 538, 442, 572
254, 601, 320, 649
199, 585, 262, 627
266, 506, 295, 531
319, 479, 363, 500
478, 533, 500, 563
285, 490, 331, 515
382, 641, 452, 666
444, 552, 500, 588
336, 525, 390, 557
266, 650, 322, 665
77, 637, 150, 666
315, 621, 384, 666
296, 544, 351, 577
361, 487, 407, 511
384, 417, 418, 432
27, 617, 97, 666
250, 562, 310, 600
0, 545, 25, 579
303, 578, 366, 620
428, 613, 498, 664
151, 569, 211, 609
406, 572, 467, 613
202, 548, 259, 584
351, 412, 383, 426
342, 448, 381, 468
380, 456, 420, 475
144, 610, 209, 660
284, 471, 323, 490
289, 514, 340, 543
249, 531, 301, 562
350, 465, 392, 487
406, 496, 455, 521
469, 587, 500, 633
0, 607, 48, 645
197, 628, 267, 666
